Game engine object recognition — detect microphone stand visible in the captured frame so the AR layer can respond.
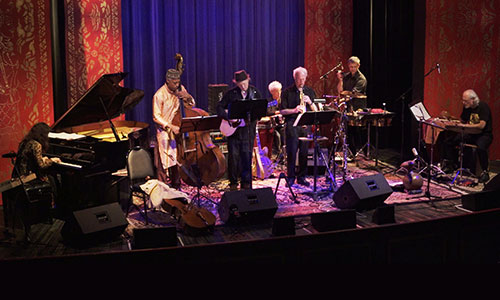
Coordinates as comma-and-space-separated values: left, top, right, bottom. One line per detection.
319, 62, 342, 98
393, 64, 439, 168
412, 149, 441, 206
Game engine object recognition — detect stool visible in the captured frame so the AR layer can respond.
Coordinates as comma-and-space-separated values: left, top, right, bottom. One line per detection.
463, 143, 483, 177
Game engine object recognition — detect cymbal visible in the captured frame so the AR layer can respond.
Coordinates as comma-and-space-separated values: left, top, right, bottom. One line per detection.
340, 91, 367, 98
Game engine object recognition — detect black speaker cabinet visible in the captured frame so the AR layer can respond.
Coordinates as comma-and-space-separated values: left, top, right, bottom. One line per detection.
311, 209, 356, 232
372, 204, 396, 225
483, 173, 500, 192
61, 202, 128, 246
132, 226, 178, 249
272, 216, 295, 236
333, 173, 393, 211
218, 187, 277, 224
461, 190, 500, 211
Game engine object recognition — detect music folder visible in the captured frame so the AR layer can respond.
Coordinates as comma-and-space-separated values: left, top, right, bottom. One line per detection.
294, 110, 339, 127
228, 99, 268, 121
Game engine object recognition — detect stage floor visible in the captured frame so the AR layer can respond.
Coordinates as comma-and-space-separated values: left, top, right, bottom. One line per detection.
0, 149, 496, 262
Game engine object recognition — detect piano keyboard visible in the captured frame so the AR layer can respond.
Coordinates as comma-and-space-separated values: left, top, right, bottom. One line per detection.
55, 161, 83, 169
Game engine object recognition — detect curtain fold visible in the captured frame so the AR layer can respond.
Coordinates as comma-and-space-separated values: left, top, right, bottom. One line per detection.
122, 0, 305, 130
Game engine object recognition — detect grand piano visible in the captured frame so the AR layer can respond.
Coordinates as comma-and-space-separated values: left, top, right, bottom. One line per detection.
49, 72, 147, 212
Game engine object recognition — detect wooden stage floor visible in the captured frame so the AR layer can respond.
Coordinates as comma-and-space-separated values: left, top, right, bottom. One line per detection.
1, 149, 498, 263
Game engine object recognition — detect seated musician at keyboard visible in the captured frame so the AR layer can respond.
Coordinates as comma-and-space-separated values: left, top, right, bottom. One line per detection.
440, 89, 493, 183
13, 123, 60, 179
13, 122, 62, 206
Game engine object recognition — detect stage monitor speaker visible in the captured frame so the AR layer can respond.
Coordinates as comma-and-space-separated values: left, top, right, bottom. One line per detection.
208, 84, 228, 115
483, 173, 500, 192
333, 173, 393, 211
372, 204, 396, 225
272, 216, 295, 236
461, 190, 500, 211
311, 209, 356, 232
61, 202, 128, 246
132, 226, 177, 249
218, 187, 277, 224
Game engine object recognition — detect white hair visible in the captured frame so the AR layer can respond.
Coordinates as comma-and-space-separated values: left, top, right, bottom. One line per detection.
348, 56, 361, 65
268, 81, 282, 92
293, 67, 308, 79
464, 89, 480, 105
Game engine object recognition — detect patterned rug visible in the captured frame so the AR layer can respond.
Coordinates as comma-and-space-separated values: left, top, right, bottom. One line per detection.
126, 154, 493, 228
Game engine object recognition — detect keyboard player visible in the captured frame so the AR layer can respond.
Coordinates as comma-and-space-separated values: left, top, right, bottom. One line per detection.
12, 123, 62, 205
439, 89, 493, 183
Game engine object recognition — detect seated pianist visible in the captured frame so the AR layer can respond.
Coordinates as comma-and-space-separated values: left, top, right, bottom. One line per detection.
13, 122, 61, 186
437, 89, 493, 183
7, 123, 64, 227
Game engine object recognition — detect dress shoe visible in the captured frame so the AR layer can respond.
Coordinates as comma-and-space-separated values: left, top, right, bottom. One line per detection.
478, 171, 490, 183
297, 177, 310, 187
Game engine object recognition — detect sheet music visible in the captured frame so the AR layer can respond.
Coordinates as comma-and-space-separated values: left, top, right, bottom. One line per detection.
410, 102, 432, 121
49, 132, 87, 140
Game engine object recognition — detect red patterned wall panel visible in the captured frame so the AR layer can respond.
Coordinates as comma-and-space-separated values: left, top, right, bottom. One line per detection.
424, 0, 500, 160
0, 0, 53, 187
65, 0, 124, 106
305, 0, 353, 97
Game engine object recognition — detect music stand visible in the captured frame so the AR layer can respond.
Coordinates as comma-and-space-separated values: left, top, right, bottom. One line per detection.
227, 99, 269, 189
409, 101, 432, 170
179, 115, 222, 206
296, 110, 339, 201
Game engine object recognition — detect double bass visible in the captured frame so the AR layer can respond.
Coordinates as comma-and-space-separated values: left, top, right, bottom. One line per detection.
171, 53, 226, 187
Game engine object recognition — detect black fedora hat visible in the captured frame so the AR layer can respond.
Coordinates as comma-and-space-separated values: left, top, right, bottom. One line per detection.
233, 70, 249, 82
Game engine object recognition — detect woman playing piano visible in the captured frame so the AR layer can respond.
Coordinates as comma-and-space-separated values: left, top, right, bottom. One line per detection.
13, 122, 61, 180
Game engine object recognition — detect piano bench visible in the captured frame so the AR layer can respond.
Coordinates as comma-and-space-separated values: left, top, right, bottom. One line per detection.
2, 180, 54, 240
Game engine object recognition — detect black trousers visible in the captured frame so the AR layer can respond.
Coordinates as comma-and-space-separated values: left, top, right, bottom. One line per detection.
441, 131, 492, 171
285, 123, 310, 181
227, 126, 255, 186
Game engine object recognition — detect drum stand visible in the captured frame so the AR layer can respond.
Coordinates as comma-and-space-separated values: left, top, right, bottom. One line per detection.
329, 109, 354, 184
355, 119, 376, 160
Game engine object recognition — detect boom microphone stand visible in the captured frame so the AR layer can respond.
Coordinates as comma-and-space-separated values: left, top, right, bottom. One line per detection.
393, 63, 440, 168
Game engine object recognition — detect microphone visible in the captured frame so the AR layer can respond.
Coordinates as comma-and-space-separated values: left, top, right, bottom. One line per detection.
412, 148, 419, 157
436, 63, 441, 74
412, 148, 428, 167
319, 61, 343, 79
2, 151, 17, 158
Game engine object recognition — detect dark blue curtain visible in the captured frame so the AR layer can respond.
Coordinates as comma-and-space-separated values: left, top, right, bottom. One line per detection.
122, 0, 304, 129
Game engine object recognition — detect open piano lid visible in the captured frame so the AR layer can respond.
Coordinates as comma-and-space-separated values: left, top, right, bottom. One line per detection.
51, 72, 144, 131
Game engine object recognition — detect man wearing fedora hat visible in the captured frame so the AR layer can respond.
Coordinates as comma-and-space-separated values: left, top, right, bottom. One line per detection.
216, 70, 263, 190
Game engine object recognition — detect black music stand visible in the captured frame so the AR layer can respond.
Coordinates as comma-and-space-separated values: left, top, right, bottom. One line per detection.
416, 120, 445, 205
296, 110, 339, 201
179, 115, 222, 206
227, 99, 268, 189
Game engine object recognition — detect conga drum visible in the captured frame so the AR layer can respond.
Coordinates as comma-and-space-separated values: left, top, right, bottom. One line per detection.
255, 117, 274, 158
